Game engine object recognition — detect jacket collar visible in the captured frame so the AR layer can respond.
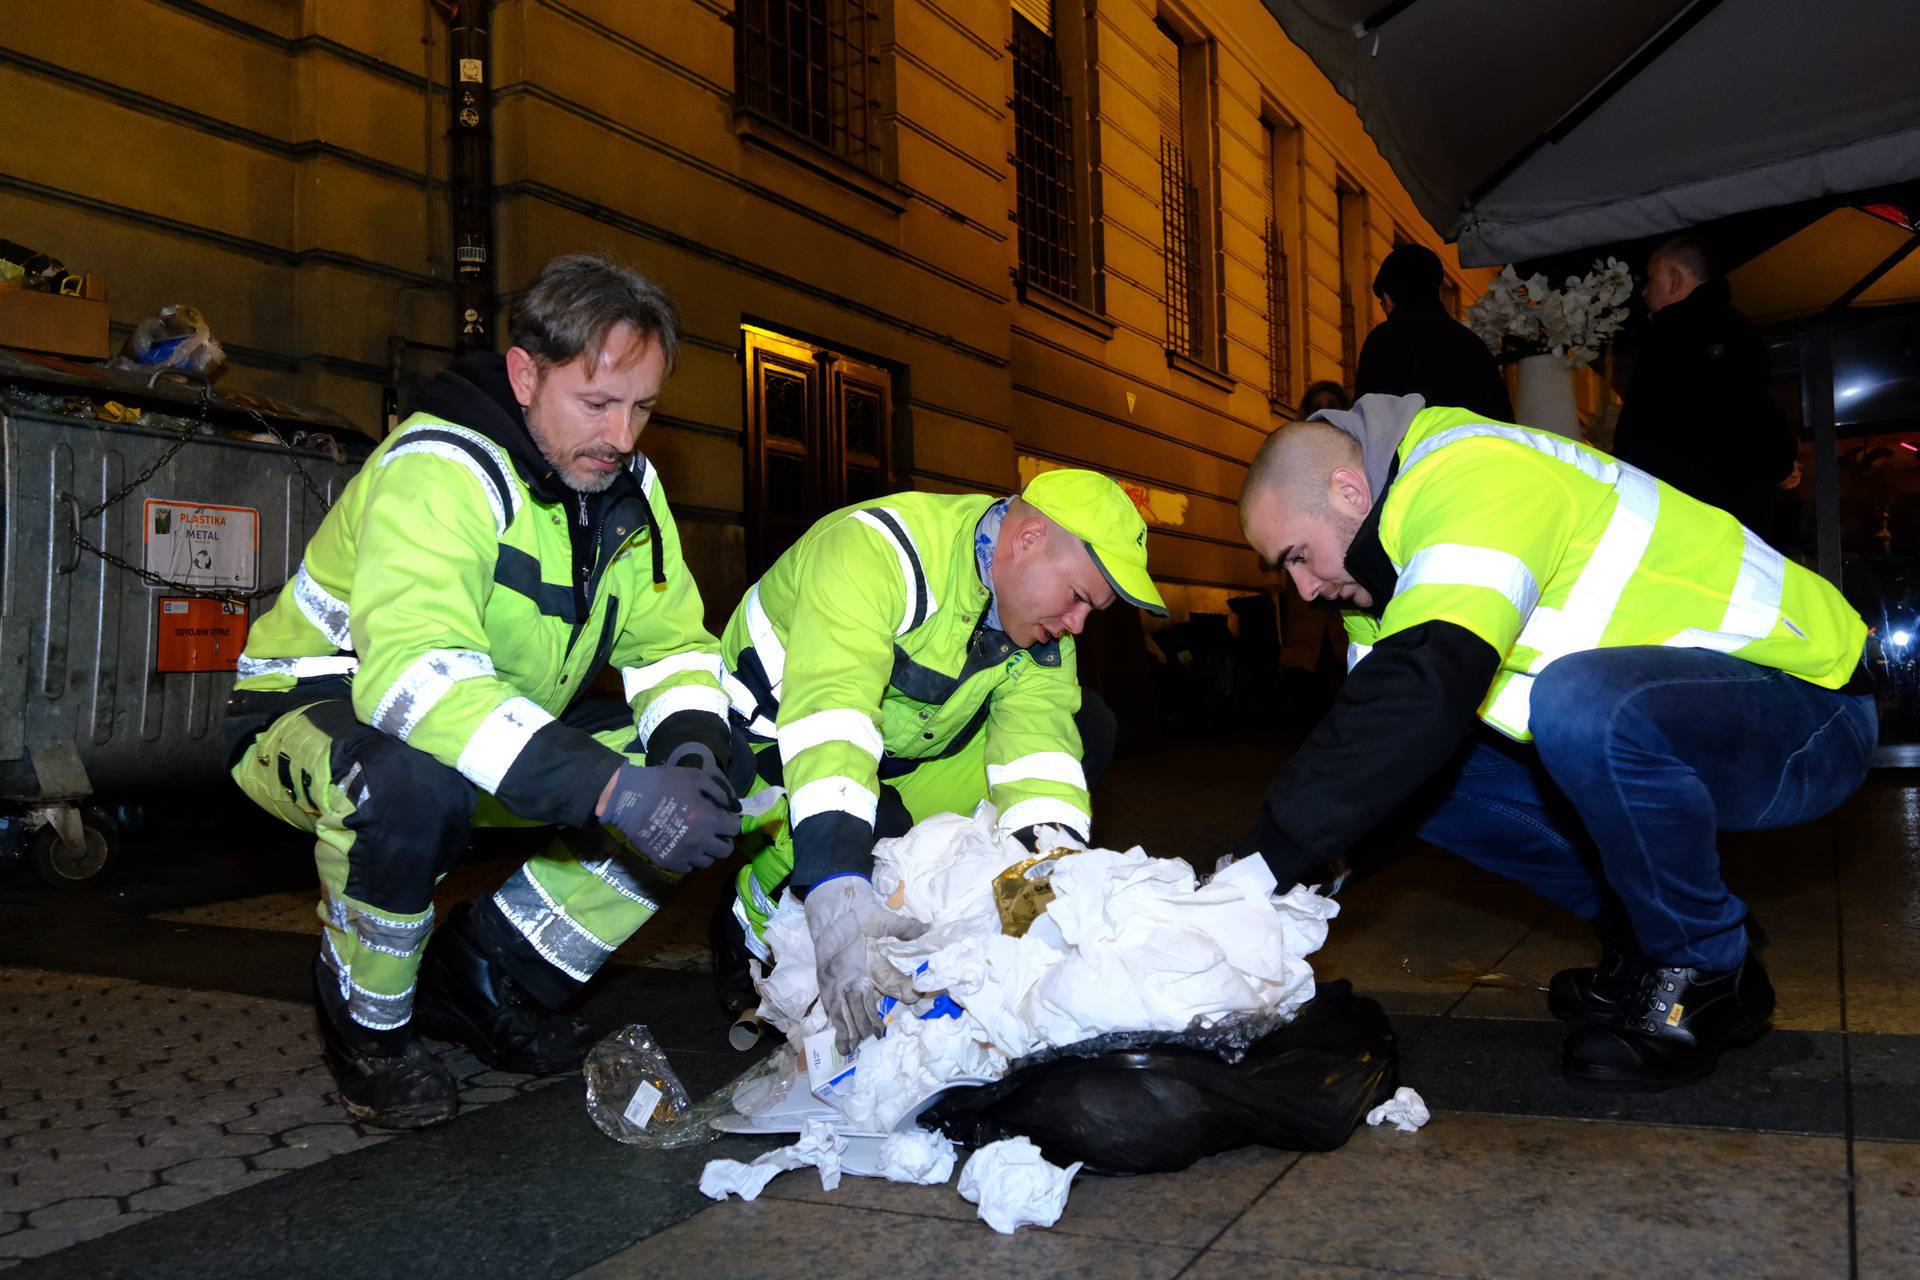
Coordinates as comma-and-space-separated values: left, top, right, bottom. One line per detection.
1334, 454, 1403, 621
404, 351, 641, 508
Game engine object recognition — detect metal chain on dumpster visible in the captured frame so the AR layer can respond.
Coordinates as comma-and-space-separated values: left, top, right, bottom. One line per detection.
60, 381, 341, 603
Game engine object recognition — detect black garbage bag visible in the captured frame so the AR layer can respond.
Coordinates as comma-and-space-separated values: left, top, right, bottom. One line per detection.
921, 981, 1396, 1175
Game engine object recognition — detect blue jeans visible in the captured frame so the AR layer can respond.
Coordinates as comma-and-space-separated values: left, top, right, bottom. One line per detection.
1412, 647, 1875, 971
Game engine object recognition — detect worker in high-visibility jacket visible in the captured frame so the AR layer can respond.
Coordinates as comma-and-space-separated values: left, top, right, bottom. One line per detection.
1236, 393, 1873, 1092
225, 255, 740, 1129
717, 470, 1165, 1051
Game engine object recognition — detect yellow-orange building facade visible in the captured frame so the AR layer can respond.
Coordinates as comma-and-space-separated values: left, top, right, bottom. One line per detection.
0, 0, 1493, 629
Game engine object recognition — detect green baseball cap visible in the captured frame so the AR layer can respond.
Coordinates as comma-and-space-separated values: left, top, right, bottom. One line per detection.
1021, 468, 1168, 617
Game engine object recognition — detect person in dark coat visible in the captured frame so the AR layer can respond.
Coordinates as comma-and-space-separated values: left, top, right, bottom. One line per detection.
1611, 234, 1796, 536
1354, 244, 1513, 422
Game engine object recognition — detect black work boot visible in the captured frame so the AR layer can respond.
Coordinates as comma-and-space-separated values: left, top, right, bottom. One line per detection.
412, 901, 593, 1075
1547, 915, 1649, 1027
1562, 948, 1776, 1092
1549, 914, 1768, 1027
312, 955, 458, 1130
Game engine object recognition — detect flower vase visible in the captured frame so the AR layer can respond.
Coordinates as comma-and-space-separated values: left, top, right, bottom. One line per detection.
1512, 353, 1579, 436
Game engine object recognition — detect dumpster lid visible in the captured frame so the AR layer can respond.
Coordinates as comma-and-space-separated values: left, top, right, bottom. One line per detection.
0, 348, 366, 442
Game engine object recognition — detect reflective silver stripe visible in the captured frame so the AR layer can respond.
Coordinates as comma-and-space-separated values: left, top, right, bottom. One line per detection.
850, 508, 936, 636
456, 696, 555, 792
581, 856, 659, 913
372, 649, 495, 741
622, 651, 724, 700
633, 453, 658, 498
777, 709, 883, 762
493, 865, 616, 983
636, 685, 730, 744
746, 868, 776, 916
1516, 468, 1660, 663
321, 932, 416, 1032
744, 586, 786, 696
236, 654, 359, 680
1482, 671, 1536, 739
740, 784, 785, 818
721, 670, 761, 720
732, 895, 771, 959
788, 774, 879, 826
1346, 642, 1373, 670
293, 561, 352, 649
997, 797, 1090, 837
1395, 543, 1540, 618
380, 421, 518, 534
986, 751, 1087, 790
1403, 422, 1622, 485
337, 899, 434, 959
1664, 526, 1786, 654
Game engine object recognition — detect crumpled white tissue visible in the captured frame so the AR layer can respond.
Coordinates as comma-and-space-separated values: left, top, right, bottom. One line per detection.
1365, 1086, 1430, 1132
752, 892, 825, 1039
956, 1136, 1082, 1233
736, 803, 1340, 1139
832, 1010, 1006, 1133
874, 1128, 957, 1185
699, 1118, 848, 1201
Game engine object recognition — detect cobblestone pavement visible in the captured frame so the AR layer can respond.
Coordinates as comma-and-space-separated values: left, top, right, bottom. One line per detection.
0, 968, 556, 1267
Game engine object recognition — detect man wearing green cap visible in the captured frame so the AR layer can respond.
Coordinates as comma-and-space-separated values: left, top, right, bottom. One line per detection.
715, 470, 1165, 1050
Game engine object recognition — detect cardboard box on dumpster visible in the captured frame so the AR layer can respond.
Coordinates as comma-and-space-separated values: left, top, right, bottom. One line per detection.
0, 275, 110, 360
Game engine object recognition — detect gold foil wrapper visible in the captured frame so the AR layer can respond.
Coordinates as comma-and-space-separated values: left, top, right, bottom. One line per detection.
992, 850, 1076, 937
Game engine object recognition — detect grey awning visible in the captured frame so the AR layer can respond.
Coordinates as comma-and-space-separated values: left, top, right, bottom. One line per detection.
1258, 0, 1920, 265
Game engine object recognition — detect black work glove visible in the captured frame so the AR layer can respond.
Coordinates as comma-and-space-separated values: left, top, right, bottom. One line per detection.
1231, 806, 1346, 893
1010, 824, 1088, 853
600, 761, 739, 874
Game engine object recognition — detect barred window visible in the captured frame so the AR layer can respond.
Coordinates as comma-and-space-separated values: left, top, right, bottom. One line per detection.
1161, 139, 1203, 361
736, 0, 886, 177
1155, 17, 1218, 369
1336, 178, 1365, 389
1012, 12, 1079, 302
1265, 218, 1291, 409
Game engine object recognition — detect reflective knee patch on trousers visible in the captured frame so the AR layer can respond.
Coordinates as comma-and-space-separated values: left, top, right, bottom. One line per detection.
492, 865, 617, 983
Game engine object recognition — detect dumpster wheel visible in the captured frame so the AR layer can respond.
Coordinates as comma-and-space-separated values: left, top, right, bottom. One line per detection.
29, 808, 119, 890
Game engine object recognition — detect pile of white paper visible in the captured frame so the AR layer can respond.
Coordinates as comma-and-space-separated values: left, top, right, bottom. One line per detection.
701, 804, 1355, 1232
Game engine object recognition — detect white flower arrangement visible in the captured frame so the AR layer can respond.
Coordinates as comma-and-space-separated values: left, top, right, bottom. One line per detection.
1466, 257, 1634, 370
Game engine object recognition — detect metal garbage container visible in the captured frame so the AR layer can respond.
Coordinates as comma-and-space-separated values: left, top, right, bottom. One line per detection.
0, 350, 369, 887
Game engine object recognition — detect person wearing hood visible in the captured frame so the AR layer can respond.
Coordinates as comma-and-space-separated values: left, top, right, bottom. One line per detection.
1234, 393, 1873, 1092
225, 254, 740, 1129
1611, 234, 1796, 537
1354, 244, 1512, 423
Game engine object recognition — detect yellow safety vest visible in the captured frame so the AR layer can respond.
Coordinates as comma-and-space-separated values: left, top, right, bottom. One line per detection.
1343, 406, 1865, 741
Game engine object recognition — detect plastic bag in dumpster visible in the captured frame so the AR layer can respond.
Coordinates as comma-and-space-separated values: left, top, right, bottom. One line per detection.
919, 980, 1395, 1175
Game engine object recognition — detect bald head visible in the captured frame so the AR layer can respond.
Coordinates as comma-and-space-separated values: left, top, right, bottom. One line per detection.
1239, 423, 1376, 608
1241, 422, 1363, 524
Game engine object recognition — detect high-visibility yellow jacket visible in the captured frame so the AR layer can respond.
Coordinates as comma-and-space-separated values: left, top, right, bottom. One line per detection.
231, 353, 730, 828
1343, 404, 1864, 739
1250, 400, 1865, 879
720, 492, 1091, 886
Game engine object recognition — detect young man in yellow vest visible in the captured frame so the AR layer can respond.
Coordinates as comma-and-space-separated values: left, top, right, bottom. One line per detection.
1236, 393, 1873, 1091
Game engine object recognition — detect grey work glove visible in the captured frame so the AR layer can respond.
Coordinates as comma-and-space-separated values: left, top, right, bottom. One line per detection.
804, 875, 928, 1055
599, 761, 739, 874
665, 741, 737, 807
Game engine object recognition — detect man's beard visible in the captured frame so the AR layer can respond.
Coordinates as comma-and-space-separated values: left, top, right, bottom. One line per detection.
527, 415, 620, 493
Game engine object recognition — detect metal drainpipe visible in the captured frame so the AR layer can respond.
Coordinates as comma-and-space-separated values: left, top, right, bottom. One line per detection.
439, 0, 495, 354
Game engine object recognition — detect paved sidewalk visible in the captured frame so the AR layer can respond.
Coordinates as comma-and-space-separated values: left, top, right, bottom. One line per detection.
0, 738, 1914, 1278
0, 968, 555, 1266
